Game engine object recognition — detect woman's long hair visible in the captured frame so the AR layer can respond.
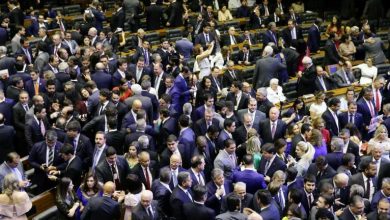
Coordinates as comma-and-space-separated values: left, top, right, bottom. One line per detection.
2, 173, 19, 199
81, 172, 100, 194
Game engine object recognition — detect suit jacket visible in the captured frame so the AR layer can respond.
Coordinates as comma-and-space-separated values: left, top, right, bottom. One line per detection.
25, 79, 46, 98
81, 196, 121, 220
232, 125, 250, 146
357, 98, 377, 128
262, 30, 279, 48
0, 125, 15, 163
193, 118, 220, 137
237, 109, 266, 130
216, 211, 247, 220
28, 141, 64, 192
249, 13, 265, 30
195, 32, 216, 50
157, 117, 178, 149
166, 1, 183, 27
324, 39, 341, 65
110, 8, 125, 32
25, 117, 50, 149
221, 34, 242, 48
306, 163, 337, 183
141, 90, 159, 120
0, 56, 16, 76
322, 109, 340, 137
151, 180, 172, 217
188, 168, 206, 187
319, 178, 350, 209
221, 192, 254, 213
125, 132, 155, 151
236, 50, 255, 65
131, 163, 158, 189
170, 186, 193, 219
175, 38, 194, 60
91, 70, 112, 90
222, 70, 242, 88
63, 134, 94, 169
49, 42, 70, 56
314, 76, 334, 92
205, 180, 232, 214
338, 112, 364, 132
159, 144, 189, 168
253, 56, 286, 89
258, 156, 286, 178
105, 130, 126, 155
232, 169, 267, 194
183, 202, 215, 220
325, 152, 344, 171
281, 27, 304, 47
15, 47, 34, 64
259, 203, 280, 220
216, 130, 232, 150
94, 101, 116, 117
282, 47, 300, 77
333, 69, 356, 88
132, 200, 159, 220
178, 127, 196, 151
0, 161, 25, 189
95, 156, 131, 187
363, 38, 387, 65
145, 4, 164, 31
214, 149, 237, 180
259, 119, 287, 144
307, 25, 321, 53
124, 94, 154, 125
171, 74, 191, 114
339, 207, 356, 220
60, 156, 83, 187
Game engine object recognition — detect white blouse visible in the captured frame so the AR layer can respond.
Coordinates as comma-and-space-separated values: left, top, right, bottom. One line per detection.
266, 86, 286, 104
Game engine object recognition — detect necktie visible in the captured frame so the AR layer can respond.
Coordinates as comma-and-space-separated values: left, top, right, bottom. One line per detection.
48, 147, 54, 166
92, 149, 100, 170
147, 206, 154, 218
271, 32, 277, 44
264, 160, 270, 174
111, 163, 121, 189
365, 178, 371, 199
291, 28, 296, 39
206, 34, 210, 42
229, 154, 236, 166
54, 46, 58, 56
375, 90, 381, 112
368, 101, 375, 117
24, 49, 31, 63
246, 36, 251, 45
278, 190, 285, 210
344, 71, 351, 84
231, 71, 236, 80
332, 111, 339, 131
172, 170, 178, 187
271, 122, 276, 139
40, 120, 46, 136
145, 167, 151, 189
231, 35, 236, 45
186, 191, 193, 201
144, 49, 149, 66
319, 76, 327, 91
308, 194, 313, 209
317, 171, 323, 182
349, 114, 354, 123
34, 81, 39, 95
197, 173, 204, 186
99, 105, 104, 115
73, 139, 78, 153
23, 105, 29, 112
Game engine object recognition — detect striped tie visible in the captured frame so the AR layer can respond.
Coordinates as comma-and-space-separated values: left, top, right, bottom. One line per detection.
48, 147, 54, 166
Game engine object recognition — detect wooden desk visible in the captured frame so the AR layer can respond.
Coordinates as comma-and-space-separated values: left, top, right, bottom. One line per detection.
27, 188, 56, 220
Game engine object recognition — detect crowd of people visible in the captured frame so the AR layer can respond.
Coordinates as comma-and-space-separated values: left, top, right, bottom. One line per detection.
0, 0, 390, 220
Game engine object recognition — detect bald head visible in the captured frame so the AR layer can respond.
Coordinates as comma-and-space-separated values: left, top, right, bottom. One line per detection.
95, 62, 105, 70
141, 190, 153, 200
103, 181, 116, 195
170, 153, 182, 170
248, 213, 263, 220
132, 99, 142, 112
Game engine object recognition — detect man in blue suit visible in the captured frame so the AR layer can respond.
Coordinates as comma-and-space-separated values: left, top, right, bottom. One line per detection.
88, 1, 106, 31
81, 181, 121, 220
91, 62, 112, 90
257, 189, 281, 220
28, 130, 65, 193
338, 101, 364, 131
233, 154, 267, 194
325, 138, 345, 171
357, 87, 377, 140
170, 171, 193, 220
193, 108, 219, 136
24, 70, 45, 98
193, 93, 215, 123
178, 115, 196, 151
322, 97, 341, 137
195, 23, 216, 52
307, 18, 322, 53
205, 168, 232, 214
175, 31, 194, 61
171, 66, 193, 114
259, 107, 287, 144
151, 167, 173, 218
258, 143, 287, 181
188, 155, 207, 187
24, 104, 50, 150
216, 118, 236, 149
183, 184, 215, 220
262, 22, 279, 48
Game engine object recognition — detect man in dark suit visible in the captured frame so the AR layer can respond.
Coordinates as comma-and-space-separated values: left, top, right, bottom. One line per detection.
152, 63, 167, 99
24, 70, 45, 99
325, 138, 345, 171
236, 44, 255, 66
151, 167, 172, 218
307, 18, 323, 53
188, 155, 207, 187
258, 143, 287, 181
282, 19, 303, 47
91, 63, 112, 90
0, 46, 17, 76
129, 57, 151, 85
297, 57, 317, 96
165, 0, 183, 27
160, 135, 189, 168
360, 145, 390, 187
307, 156, 337, 184
225, 81, 249, 112
170, 67, 192, 114
314, 66, 335, 92
145, 0, 164, 31
7, 0, 24, 36
15, 38, 34, 65
95, 146, 131, 190
133, 41, 153, 67
49, 34, 70, 56
233, 113, 255, 146
300, 175, 318, 217
205, 168, 232, 214
0, 114, 15, 163
259, 107, 287, 144
12, 91, 30, 156
195, 23, 215, 51
221, 26, 242, 48
193, 109, 220, 137
349, 160, 377, 201
322, 98, 341, 137
105, 118, 126, 155
64, 121, 93, 170
183, 185, 215, 220
232, 154, 267, 194
93, 89, 116, 117
131, 151, 157, 190
339, 195, 365, 220
339, 128, 361, 165
110, 2, 125, 32
357, 87, 377, 140
319, 173, 350, 210
48, 143, 83, 187
262, 22, 279, 48
170, 171, 194, 220
256, 189, 281, 220
253, 46, 286, 89
81, 181, 121, 220
338, 101, 364, 131
223, 61, 242, 88
282, 40, 300, 77
324, 33, 342, 66
132, 190, 160, 220
25, 104, 50, 150
28, 130, 65, 193
111, 59, 129, 88
220, 181, 254, 213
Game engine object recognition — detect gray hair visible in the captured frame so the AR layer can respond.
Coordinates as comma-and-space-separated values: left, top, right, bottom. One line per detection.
159, 167, 172, 184
95, 62, 105, 71
131, 84, 142, 95
45, 130, 58, 141
302, 56, 313, 65
177, 171, 190, 186
2, 173, 19, 197
183, 103, 192, 115
257, 87, 267, 96
262, 46, 273, 57
211, 168, 224, 180
331, 137, 344, 152
0, 46, 7, 55
141, 80, 151, 90
136, 119, 146, 132
137, 135, 149, 149
234, 182, 246, 190
349, 184, 364, 197
58, 62, 69, 72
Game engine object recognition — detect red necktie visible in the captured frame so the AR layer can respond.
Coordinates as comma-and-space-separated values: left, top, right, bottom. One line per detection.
375, 90, 381, 112
144, 167, 151, 189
